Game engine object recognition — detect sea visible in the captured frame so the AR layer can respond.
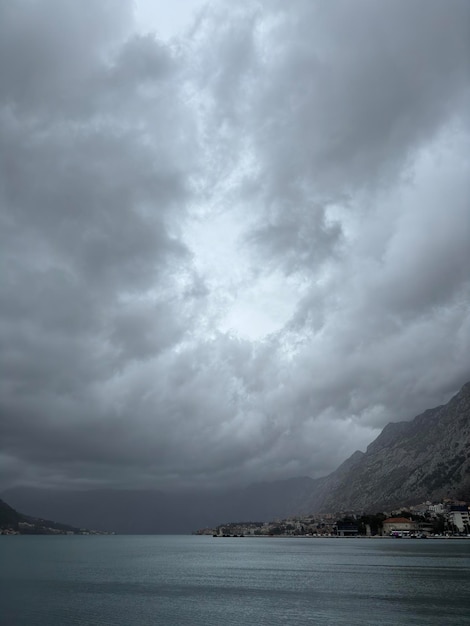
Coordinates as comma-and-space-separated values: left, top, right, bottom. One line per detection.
1, 535, 469, 625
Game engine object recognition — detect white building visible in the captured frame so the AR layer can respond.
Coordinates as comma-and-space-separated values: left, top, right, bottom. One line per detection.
447, 506, 470, 533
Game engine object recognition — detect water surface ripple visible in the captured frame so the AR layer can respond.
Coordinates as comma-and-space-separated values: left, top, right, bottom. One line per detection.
1, 536, 469, 625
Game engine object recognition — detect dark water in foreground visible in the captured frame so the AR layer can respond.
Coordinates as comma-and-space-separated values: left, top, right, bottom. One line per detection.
1, 535, 469, 625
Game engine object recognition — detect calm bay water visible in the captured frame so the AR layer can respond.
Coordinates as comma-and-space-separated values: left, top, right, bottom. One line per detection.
1, 535, 469, 625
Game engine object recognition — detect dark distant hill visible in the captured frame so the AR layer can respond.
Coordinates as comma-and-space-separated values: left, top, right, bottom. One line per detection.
0, 498, 21, 528
3, 382, 469, 531
0, 497, 82, 533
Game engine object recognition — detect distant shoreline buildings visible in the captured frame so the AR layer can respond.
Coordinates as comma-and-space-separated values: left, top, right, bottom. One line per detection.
194, 499, 470, 538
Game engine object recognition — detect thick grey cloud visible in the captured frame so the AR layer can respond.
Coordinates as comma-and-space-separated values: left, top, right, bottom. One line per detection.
1, 0, 469, 493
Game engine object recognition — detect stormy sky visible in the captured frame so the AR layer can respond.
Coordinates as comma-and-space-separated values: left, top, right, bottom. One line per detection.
1, 0, 469, 493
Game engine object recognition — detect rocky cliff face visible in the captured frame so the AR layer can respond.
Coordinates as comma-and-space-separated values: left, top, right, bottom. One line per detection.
311, 382, 470, 512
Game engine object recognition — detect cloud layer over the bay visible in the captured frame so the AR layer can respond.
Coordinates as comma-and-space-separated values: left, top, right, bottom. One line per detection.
1, 0, 469, 491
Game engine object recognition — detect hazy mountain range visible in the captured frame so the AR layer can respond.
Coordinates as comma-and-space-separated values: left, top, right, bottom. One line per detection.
3, 382, 469, 533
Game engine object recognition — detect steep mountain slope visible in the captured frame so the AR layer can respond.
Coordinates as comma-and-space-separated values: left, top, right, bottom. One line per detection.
313, 381, 470, 512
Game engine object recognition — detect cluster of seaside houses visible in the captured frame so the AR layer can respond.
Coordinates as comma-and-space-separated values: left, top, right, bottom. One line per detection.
194, 501, 470, 537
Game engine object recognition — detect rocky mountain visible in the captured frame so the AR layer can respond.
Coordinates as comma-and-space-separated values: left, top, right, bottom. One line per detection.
2, 382, 469, 531
309, 381, 470, 512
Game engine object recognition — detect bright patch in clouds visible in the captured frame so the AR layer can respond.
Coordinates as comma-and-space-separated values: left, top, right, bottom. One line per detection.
185, 208, 299, 340
134, 0, 206, 39
220, 273, 299, 340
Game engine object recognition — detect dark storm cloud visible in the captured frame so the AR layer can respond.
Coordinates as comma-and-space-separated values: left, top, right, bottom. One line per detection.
1, 0, 469, 492
0, 0, 204, 486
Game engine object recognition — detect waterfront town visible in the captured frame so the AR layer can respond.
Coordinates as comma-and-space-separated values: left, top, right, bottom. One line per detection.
193, 500, 470, 538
